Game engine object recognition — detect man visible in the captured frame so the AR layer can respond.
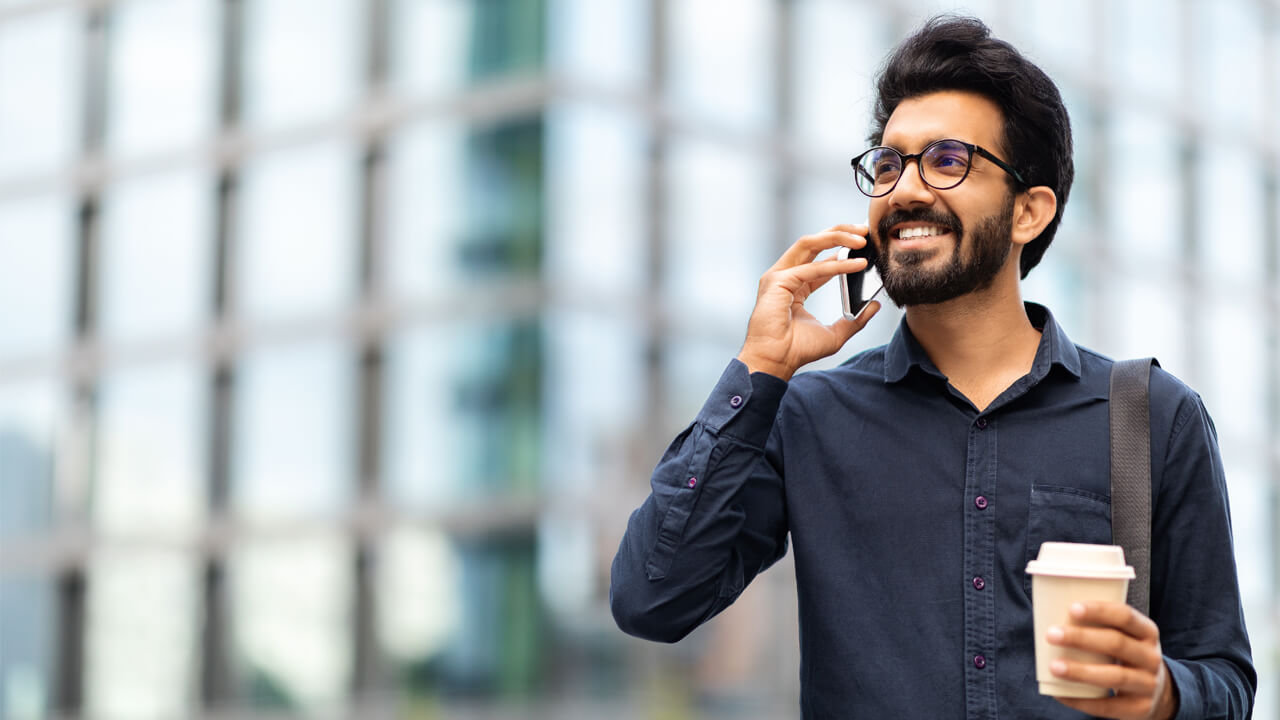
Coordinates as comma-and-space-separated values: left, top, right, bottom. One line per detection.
609, 15, 1255, 720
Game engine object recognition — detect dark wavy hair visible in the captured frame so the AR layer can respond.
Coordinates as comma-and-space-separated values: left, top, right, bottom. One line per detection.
869, 15, 1073, 278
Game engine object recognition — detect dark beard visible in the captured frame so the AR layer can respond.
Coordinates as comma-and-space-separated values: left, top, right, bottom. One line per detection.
871, 194, 1015, 307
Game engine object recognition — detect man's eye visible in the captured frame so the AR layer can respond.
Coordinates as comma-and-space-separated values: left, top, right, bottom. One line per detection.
929, 153, 969, 174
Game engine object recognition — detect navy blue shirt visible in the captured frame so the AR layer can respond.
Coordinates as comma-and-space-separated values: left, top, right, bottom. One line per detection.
611, 304, 1254, 719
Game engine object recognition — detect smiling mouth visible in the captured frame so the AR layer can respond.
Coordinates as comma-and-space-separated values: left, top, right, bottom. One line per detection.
893, 225, 950, 240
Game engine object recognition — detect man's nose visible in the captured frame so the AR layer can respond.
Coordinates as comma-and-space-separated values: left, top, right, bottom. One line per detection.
888, 159, 934, 207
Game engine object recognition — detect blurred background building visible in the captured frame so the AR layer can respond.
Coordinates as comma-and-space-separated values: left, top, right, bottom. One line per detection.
0, 0, 1275, 718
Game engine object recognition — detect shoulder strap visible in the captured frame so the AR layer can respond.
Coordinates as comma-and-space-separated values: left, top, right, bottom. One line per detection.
1109, 358, 1157, 615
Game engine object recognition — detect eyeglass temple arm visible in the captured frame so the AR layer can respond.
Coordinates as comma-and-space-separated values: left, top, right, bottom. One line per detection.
972, 145, 1029, 186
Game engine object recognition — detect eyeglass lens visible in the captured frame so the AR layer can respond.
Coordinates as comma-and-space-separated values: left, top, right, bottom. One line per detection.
855, 140, 973, 196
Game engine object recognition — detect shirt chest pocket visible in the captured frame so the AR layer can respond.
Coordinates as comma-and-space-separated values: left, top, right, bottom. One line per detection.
1023, 485, 1113, 597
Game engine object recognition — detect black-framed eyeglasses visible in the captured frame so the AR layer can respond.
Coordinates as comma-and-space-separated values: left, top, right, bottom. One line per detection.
850, 139, 1028, 198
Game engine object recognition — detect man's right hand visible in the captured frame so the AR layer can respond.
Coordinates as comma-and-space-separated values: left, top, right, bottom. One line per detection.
735, 224, 880, 381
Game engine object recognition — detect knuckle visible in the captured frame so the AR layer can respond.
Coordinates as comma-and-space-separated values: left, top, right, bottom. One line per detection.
1105, 634, 1127, 656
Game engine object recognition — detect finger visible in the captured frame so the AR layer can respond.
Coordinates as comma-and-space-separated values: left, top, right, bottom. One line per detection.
1071, 602, 1160, 643
816, 299, 879, 347
768, 256, 868, 292
1049, 657, 1157, 697
1047, 624, 1162, 670
830, 222, 870, 236
773, 230, 868, 270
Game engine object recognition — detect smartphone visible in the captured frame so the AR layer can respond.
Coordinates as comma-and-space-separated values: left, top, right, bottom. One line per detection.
837, 242, 884, 321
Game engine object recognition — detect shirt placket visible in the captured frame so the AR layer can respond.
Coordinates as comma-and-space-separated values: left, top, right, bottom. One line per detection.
964, 412, 999, 719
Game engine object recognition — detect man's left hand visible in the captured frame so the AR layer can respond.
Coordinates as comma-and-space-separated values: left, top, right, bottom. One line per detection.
1047, 601, 1179, 720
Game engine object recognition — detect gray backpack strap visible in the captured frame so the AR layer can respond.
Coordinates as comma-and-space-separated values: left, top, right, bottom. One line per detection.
1110, 358, 1157, 616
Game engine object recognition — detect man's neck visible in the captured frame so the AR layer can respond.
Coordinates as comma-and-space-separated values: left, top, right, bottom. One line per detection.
903, 272, 1042, 411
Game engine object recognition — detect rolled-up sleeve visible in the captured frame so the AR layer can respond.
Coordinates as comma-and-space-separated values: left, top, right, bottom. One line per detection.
610, 359, 790, 643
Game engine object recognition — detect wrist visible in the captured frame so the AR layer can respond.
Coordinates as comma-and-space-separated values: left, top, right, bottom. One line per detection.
1154, 659, 1180, 720
736, 352, 794, 382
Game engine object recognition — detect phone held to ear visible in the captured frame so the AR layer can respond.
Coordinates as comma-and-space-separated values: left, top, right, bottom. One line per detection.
837, 244, 884, 321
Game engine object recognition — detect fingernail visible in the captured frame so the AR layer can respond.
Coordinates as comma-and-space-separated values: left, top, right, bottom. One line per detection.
1046, 626, 1065, 643
1050, 660, 1067, 676
1069, 602, 1086, 618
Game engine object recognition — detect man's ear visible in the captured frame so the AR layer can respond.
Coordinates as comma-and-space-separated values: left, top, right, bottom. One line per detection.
1011, 186, 1057, 247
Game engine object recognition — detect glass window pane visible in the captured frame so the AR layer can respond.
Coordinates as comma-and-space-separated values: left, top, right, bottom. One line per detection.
390, 0, 545, 95
388, 0, 472, 97
1112, 275, 1187, 382
667, 0, 772, 129
375, 525, 460, 666
663, 138, 771, 327
0, 194, 75, 359
1016, 0, 1094, 71
1200, 296, 1266, 447
382, 319, 540, 509
99, 168, 212, 343
92, 360, 207, 536
661, 336, 737, 430
105, 0, 218, 158
385, 117, 543, 299
1107, 110, 1181, 267
547, 0, 645, 87
541, 310, 644, 494
536, 508, 593, 618
1195, 0, 1264, 134
235, 142, 358, 322
437, 541, 540, 695
1107, 0, 1181, 102
792, 1, 892, 153
544, 103, 644, 297
83, 548, 200, 720
382, 325, 464, 510
241, 0, 361, 132
232, 339, 354, 523
0, 380, 61, 538
1196, 142, 1264, 288
229, 533, 352, 711
0, 573, 56, 720
384, 120, 466, 301
0, 8, 81, 180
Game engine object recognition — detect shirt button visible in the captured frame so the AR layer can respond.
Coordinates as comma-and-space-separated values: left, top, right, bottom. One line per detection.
729, 395, 744, 408
974, 655, 987, 669
687, 477, 697, 489
972, 576, 986, 590
975, 417, 988, 429
974, 495, 988, 510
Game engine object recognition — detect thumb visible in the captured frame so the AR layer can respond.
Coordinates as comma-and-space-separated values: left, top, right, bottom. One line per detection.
836, 300, 880, 343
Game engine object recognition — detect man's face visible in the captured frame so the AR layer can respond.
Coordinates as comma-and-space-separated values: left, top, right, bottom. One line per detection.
867, 91, 1019, 307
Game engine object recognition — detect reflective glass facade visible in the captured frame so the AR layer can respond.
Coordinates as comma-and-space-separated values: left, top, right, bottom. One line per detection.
0, 1, 1275, 718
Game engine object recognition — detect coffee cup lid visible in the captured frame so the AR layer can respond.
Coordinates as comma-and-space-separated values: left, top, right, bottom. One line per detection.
1025, 542, 1136, 580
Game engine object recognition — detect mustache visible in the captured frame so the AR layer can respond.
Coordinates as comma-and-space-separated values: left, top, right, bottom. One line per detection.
875, 208, 962, 242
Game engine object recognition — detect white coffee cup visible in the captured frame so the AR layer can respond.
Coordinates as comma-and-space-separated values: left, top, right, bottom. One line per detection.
1025, 542, 1136, 698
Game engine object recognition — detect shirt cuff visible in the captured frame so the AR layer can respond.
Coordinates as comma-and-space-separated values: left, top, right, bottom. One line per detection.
1163, 656, 1198, 720
694, 359, 788, 447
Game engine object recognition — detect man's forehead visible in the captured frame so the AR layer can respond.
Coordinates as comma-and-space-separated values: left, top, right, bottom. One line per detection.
880, 90, 1005, 151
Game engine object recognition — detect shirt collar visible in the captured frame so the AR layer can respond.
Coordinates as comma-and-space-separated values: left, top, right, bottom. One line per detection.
883, 302, 1082, 384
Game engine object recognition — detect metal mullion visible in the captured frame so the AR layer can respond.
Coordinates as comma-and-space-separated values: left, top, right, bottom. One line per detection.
350, 0, 390, 699
349, 164, 387, 697
202, 0, 243, 711
52, 2, 110, 715
643, 0, 668, 463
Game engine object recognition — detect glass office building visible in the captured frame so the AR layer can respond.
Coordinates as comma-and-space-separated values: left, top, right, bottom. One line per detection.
0, 0, 1275, 718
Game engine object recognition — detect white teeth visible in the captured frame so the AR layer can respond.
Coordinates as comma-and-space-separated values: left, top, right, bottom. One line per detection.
899, 226, 945, 239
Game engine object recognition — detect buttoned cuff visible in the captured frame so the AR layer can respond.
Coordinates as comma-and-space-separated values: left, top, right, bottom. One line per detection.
1163, 656, 1198, 720
694, 359, 788, 446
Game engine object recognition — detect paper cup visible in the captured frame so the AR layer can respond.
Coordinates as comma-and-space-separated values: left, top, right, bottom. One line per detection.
1025, 542, 1135, 698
